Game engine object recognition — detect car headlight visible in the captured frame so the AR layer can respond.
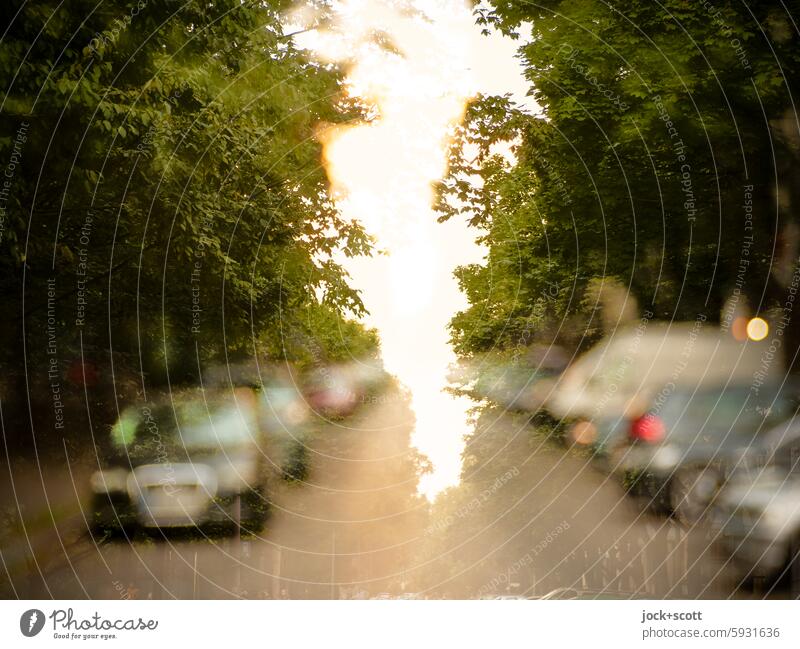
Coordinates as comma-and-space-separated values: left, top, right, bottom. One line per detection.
90, 468, 130, 494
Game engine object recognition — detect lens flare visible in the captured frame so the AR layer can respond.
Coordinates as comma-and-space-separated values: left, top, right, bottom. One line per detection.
293, 0, 479, 498
746, 317, 769, 341
297, 0, 475, 244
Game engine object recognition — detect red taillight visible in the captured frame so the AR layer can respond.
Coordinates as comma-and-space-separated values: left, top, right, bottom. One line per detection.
629, 414, 665, 443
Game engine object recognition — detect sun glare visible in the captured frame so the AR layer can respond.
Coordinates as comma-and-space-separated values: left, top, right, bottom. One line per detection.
293, 0, 496, 499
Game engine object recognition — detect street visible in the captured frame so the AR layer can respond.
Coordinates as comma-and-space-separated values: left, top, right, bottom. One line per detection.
1, 386, 745, 599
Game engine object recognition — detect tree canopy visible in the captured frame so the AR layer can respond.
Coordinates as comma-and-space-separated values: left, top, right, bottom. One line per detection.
0, 0, 378, 450
440, 0, 800, 363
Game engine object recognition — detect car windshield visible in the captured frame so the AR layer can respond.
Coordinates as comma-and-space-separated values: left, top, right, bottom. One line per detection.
659, 385, 796, 439
111, 392, 258, 456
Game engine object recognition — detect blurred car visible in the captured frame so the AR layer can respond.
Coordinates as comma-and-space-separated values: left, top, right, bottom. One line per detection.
472, 366, 565, 413
712, 415, 800, 582
610, 382, 798, 523
90, 387, 271, 534
303, 362, 386, 418
566, 413, 630, 470
548, 322, 780, 422
369, 592, 392, 600
202, 361, 310, 432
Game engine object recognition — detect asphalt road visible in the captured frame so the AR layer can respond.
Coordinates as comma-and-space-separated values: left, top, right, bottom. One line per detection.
1, 388, 751, 599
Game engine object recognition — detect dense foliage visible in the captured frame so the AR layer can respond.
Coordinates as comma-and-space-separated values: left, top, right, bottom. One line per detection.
0, 0, 378, 451
440, 0, 800, 363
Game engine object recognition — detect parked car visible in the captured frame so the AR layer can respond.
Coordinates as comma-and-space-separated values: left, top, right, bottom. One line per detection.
547, 322, 779, 423
566, 413, 630, 470
463, 345, 568, 412
553, 323, 784, 472
711, 415, 800, 583
610, 382, 798, 523
90, 387, 271, 534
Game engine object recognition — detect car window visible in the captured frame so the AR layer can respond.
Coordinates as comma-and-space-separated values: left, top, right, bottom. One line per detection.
658, 387, 795, 439
112, 394, 258, 455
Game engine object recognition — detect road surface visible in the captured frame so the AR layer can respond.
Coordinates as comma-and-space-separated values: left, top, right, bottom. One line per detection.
1, 387, 748, 599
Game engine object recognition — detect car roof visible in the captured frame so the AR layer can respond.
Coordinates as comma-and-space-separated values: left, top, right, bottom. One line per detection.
548, 323, 786, 419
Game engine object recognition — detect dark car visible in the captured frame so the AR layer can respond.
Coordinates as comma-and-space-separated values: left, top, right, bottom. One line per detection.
90, 387, 271, 534
609, 383, 798, 523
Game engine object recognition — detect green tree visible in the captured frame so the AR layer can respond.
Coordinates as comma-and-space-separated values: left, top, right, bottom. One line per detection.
0, 0, 376, 452
440, 1, 800, 363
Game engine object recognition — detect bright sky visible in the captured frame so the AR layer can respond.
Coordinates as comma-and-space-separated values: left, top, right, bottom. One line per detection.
292, 0, 531, 499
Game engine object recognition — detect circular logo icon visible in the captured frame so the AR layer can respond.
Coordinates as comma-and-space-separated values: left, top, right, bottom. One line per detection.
20, 609, 45, 637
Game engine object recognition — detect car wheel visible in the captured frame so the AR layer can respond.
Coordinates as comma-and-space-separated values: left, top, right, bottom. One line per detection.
669, 467, 720, 525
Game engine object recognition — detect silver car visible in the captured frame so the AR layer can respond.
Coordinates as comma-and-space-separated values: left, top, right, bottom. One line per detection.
712, 417, 800, 583
90, 388, 271, 534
